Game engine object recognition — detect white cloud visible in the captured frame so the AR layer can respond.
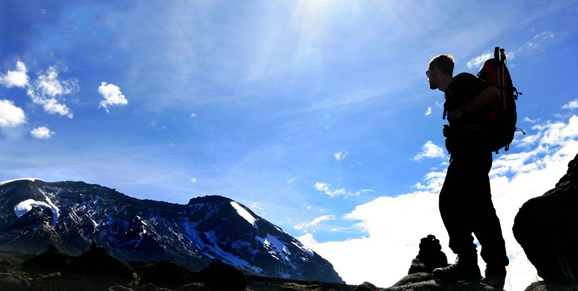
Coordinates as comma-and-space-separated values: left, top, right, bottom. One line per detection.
334, 151, 348, 161
98, 82, 128, 112
425, 107, 432, 116
562, 99, 578, 110
191, 113, 197, 118
305, 115, 578, 291
26, 65, 78, 118
191, 177, 197, 183
30, 126, 55, 139
0, 100, 26, 127
466, 51, 492, 70
314, 182, 346, 197
295, 215, 336, 230
413, 141, 445, 161
0, 61, 29, 88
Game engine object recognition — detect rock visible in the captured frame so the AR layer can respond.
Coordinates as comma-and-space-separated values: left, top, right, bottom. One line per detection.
107, 285, 134, 291
353, 281, 380, 291
140, 260, 201, 289
174, 283, 204, 290
0, 272, 30, 291
408, 235, 448, 274
60, 243, 137, 290
200, 261, 247, 290
29, 272, 61, 291
21, 245, 73, 276
384, 272, 496, 291
524, 281, 578, 291
0, 259, 13, 268
135, 283, 159, 291
513, 152, 578, 284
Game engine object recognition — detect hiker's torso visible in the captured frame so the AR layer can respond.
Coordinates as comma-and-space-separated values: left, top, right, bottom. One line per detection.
444, 73, 492, 153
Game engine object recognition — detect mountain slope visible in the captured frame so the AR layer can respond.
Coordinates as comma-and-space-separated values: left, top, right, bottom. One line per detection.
0, 179, 343, 283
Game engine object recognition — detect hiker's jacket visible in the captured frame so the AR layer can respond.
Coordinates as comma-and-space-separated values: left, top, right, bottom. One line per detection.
444, 73, 492, 154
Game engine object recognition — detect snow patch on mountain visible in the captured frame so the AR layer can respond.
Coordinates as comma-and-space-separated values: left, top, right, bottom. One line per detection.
257, 234, 292, 262
204, 230, 263, 273
230, 201, 257, 228
14, 198, 60, 225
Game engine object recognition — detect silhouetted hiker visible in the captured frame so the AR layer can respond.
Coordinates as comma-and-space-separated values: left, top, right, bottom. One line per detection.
426, 55, 509, 289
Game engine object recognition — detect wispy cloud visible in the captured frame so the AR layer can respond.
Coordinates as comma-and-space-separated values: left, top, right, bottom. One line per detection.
26, 65, 78, 118
98, 82, 128, 113
0, 100, 26, 127
334, 151, 348, 161
413, 141, 445, 161
30, 126, 55, 139
0, 61, 29, 88
562, 99, 578, 110
295, 214, 336, 230
425, 107, 432, 116
314, 182, 346, 197
466, 51, 493, 70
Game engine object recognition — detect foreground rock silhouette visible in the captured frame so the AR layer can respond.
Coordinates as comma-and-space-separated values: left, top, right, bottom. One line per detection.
514, 152, 578, 291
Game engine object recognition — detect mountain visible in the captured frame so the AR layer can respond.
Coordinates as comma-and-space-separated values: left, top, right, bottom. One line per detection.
0, 179, 343, 283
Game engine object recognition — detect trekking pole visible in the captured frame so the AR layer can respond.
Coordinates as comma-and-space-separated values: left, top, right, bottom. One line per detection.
499, 48, 507, 111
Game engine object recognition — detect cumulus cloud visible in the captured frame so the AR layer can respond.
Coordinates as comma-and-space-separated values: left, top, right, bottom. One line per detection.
295, 215, 336, 230
562, 99, 578, 110
98, 82, 128, 113
425, 107, 432, 116
304, 114, 578, 291
413, 141, 445, 161
334, 151, 348, 161
0, 61, 29, 88
30, 126, 55, 139
0, 100, 26, 127
26, 65, 78, 118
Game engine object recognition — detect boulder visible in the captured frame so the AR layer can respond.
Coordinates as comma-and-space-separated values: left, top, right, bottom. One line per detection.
21, 245, 73, 276
140, 260, 201, 289
408, 235, 448, 274
200, 261, 246, 290
513, 153, 578, 284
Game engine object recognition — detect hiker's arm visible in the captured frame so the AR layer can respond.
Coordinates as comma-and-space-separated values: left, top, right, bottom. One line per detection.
446, 86, 499, 121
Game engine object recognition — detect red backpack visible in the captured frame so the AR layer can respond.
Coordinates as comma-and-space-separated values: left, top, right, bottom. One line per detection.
477, 47, 522, 153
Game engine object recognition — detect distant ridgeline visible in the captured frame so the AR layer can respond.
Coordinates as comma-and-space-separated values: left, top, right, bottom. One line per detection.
0, 179, 343, 284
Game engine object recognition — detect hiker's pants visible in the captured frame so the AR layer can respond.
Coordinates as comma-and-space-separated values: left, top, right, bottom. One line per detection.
439, 149, 509, 267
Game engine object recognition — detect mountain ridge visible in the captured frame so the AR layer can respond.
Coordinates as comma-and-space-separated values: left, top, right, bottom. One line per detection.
0, 179, 343, 283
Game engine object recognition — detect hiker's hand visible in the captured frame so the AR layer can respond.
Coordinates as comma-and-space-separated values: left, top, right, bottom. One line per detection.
443, 124, 450, 137
446, 109, 463, 121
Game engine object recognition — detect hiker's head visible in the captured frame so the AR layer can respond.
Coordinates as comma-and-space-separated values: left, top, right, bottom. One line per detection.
427, 54, 454, 91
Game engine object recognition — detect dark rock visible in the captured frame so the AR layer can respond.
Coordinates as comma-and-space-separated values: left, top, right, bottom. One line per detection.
200, 261, 247, 290
0, 272, 30, 291
29, 272, 61, 291
21, 245, 73, 276
60, 243, 137, 290
174, 283, 204, 290
524, 281, 578, 291
353, 281, 380, 291
135, 283, 159, 291
384, 272, 496, 291
513, 153, 578, 284
107, 285, 134, 291
140, 260, 201, 289
0, 259, 13, 268
408, 235, 448, 274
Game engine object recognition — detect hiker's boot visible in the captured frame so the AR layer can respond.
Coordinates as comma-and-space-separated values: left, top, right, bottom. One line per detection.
433, 253, 481, 282
482, 266, 507, 290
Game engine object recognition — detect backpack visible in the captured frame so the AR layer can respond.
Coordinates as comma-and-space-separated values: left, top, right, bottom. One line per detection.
477, 47, 522, 153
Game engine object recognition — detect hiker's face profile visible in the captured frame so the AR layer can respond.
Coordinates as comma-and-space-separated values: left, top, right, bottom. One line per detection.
427, 66, 438, 90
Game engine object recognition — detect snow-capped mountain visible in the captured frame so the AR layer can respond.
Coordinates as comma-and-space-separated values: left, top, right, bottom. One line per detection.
0, 179, 343, 283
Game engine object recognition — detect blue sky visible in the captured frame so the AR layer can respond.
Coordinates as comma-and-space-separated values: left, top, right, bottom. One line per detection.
1, 0, 578, 289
